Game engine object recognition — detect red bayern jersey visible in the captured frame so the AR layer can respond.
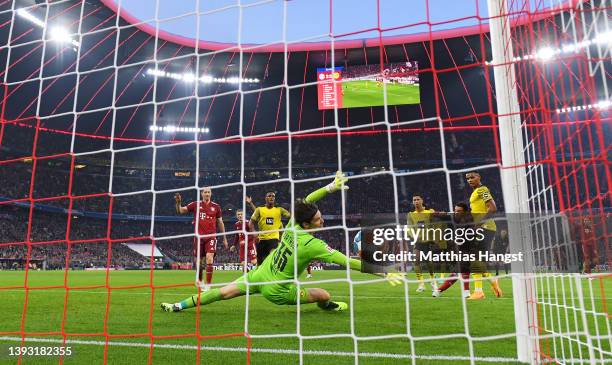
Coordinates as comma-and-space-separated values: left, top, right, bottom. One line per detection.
234, 220, 255, 246
187, 200, 222, 236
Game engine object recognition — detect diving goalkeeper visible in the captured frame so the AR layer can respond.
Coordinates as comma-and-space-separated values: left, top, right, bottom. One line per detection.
161, 172, 401, 313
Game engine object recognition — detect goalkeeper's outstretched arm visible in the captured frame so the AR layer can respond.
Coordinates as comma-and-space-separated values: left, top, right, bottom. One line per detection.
304, 171, 349, 204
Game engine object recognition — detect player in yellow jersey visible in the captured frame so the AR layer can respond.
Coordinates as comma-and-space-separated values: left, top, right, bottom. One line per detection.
249, 191, 292, 265
407, 194, 437, 293
465, 172, 503, 300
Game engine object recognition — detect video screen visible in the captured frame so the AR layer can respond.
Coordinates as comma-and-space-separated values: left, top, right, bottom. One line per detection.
317, 62, 420, 110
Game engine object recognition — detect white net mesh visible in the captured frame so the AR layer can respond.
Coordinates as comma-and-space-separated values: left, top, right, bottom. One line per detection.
0, 0, 609, 364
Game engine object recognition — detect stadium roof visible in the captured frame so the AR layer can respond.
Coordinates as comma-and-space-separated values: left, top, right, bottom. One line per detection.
101, 0, 573, 52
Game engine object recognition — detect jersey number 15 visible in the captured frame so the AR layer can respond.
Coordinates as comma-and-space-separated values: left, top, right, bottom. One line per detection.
273, 246, 292, 271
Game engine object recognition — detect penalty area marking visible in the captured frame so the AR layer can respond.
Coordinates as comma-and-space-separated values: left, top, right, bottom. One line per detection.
0, 336, 519, 362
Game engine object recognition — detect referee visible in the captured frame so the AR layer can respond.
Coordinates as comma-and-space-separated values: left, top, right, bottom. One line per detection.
249, 191, 291, 265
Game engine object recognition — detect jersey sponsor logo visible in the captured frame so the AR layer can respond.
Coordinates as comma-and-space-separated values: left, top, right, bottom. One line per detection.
266, 217, 274, 225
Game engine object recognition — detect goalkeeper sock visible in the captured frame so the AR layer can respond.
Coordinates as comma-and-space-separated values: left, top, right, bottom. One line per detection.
206, 264, 214, 284
473, 273, 483, 292
179, 289, 222, 310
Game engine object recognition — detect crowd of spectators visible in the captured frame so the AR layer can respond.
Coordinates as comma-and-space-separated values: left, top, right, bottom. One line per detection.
0, 122, 607, 271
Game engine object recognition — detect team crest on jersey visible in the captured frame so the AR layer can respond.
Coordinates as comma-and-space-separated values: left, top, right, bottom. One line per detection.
326, 245, 335, 253
266, 217, 274, 225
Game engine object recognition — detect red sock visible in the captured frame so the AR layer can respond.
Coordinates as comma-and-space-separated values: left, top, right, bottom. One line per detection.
461, 272, 470, 291
206, 264, 214, 284
438, 273, 457, 292
307, 265, 312, 274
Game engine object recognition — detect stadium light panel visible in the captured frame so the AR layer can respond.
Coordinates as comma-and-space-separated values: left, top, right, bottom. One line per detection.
16, 8, 45, 27
149, 125, 210, 133
16, 8, 80, 47
555, 100, 611, 113
535, 47, 557, 61
485, 30, 611, 65
146, 68, 259, 84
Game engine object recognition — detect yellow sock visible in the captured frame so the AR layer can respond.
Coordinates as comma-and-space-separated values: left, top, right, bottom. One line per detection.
473, 273, 483, 291
439, 273, 446, 280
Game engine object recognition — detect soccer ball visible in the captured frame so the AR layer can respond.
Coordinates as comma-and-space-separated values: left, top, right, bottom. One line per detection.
353, 231, 362, 255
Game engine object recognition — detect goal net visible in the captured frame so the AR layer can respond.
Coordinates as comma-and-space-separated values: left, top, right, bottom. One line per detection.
0, 0, 609, 364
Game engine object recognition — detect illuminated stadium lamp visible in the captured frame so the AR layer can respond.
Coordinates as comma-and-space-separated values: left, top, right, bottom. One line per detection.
486, 31, 611, 65
49, 27, 80, 47
16, 9, 80, 47
16, 8, 45, 27
146, 68, 259, 84
594, 31, 612, 44
555, 100, 611, 113
149, 125, 210, 133
536, 47, 557, 61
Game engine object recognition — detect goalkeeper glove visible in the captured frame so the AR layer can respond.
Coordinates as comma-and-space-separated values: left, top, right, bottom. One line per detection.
325, 171, 349, 193
385, 272, 404, 287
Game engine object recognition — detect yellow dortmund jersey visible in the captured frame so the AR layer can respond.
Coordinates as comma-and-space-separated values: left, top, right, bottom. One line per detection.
251, 206, 291, 240
407, 208, 435, 243
469, 185, 496, 231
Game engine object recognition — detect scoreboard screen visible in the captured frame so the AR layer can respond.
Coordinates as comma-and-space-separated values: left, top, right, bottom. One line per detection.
317, 62, 420, 110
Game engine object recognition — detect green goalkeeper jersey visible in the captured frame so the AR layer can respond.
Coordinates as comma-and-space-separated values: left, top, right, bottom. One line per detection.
251, 186, 361, 283
258, 221, 354, 281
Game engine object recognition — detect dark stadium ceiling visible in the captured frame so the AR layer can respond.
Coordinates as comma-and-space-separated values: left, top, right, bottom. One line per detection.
0, 0, 598, 149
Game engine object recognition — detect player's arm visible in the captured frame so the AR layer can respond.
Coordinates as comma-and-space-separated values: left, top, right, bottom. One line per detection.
304, 171, 349, 204
312, 240, 401, 286
174, 193, 189, 214
245, 196, 257, 212
480, 187, 497, 219
217, 217, 229, 249
249, 208, 260, 243
280, 207, 291, 220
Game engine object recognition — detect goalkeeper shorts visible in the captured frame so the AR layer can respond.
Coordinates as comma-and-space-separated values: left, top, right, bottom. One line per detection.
233, 271, 308, 305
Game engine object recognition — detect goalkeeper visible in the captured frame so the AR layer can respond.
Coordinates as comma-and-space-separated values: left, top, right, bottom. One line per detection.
161, 172, 401, 313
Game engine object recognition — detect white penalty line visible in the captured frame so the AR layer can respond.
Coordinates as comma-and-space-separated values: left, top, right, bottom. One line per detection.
0, 336, 518, 362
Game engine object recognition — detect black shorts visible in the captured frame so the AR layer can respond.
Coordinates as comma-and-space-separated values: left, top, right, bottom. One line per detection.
415, 241, 434, 254
257, 239, 279, 265
470, 229, 496, 257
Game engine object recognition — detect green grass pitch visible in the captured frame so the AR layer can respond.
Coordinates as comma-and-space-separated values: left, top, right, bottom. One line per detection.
1, 270, 609, 364
341, 80, 420, 108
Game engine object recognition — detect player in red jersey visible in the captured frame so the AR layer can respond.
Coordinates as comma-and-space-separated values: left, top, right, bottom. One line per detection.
574, 215, 600, 274
234, 209, 257, 273
175, 187, 229, 290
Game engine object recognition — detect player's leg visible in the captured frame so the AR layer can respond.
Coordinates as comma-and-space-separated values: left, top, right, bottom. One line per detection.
205, 250, 215, 287
256, 239, 273, 265
413, 245, 425, 292
161, 283, 245, 312
433, 273, 457, 297
239, 245, 248, 273
162, 273, 256, 312
194, 238, 204, 284
581, 242, 592, 274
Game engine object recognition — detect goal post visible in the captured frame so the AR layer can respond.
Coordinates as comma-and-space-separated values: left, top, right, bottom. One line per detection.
486, 0, 539, 362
